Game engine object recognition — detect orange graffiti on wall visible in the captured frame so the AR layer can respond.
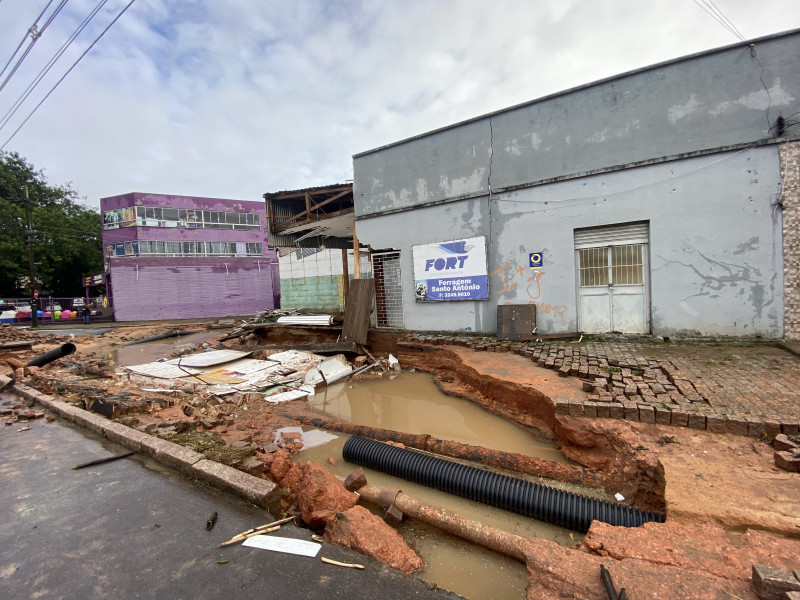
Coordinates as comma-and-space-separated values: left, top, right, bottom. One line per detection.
494, 261, 568, 317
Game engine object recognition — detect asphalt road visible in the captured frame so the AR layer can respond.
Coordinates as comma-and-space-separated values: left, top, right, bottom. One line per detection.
0, 394, 460, 600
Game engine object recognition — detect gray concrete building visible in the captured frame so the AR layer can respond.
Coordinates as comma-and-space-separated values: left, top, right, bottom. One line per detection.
353, 29, 800, 339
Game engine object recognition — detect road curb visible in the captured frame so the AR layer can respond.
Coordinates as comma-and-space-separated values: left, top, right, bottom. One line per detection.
3, 374, 282, 516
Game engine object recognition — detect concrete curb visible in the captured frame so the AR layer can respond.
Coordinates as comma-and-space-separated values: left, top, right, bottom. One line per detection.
2, 375, 282, 516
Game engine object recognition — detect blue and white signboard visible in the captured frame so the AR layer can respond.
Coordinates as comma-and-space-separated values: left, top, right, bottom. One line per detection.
412, 236, 489, 302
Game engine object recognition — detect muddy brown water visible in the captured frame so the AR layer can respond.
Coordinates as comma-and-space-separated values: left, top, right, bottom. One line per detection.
113, 330, 220, 366
302, 371, 606, 600
307, 370, 564, 460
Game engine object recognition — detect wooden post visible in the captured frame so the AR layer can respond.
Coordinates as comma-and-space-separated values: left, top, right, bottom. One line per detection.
352, 218, 361, 280
341, 246, 350, 309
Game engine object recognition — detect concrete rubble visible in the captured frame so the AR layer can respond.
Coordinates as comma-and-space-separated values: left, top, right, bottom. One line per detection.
2, 321, 800, 599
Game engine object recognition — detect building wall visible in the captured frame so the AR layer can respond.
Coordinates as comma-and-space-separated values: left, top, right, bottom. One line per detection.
357, 148, 784, 337
353, 30, 800, 338
355, 31, 800, 218
101, 193, 278, 321
101, 193, 267, 249
781, 141, 800, 340
108, 257, 274, 321
278, 249, 373, 312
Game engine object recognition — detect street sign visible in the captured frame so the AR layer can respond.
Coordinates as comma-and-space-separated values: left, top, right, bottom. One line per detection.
529, 252, 543, 269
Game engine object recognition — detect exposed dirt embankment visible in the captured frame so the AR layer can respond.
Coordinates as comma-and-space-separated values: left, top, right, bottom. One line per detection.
397, 343, 666, 512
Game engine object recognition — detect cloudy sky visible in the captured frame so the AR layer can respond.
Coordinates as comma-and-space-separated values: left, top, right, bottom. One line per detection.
1, 0, 799, 209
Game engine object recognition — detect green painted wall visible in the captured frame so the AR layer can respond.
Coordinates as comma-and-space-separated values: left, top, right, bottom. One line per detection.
279, 275, 343, 312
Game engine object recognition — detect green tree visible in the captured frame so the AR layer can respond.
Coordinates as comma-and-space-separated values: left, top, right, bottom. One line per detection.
0, 151, 102, 298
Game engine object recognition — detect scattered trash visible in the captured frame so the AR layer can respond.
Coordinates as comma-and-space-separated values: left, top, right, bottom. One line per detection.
388, 354, 400, 372
71, 451, 136, 470
273, 427, 338, 451
242, 535, 321, 558
614, 493, 625, 502
321, 557, 365, 569
217, 516, 295, 547
17, 426, 30, 432
216, 557, 229, 565
206, 511, 218, 530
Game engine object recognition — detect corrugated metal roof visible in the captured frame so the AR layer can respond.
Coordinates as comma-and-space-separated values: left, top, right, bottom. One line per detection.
263, 183, 352, 199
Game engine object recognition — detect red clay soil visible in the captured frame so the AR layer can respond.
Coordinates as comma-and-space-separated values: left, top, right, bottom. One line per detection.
5, 325, 800, 600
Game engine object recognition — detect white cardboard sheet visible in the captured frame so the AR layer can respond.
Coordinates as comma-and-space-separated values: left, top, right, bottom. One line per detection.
242, 535, 320, 557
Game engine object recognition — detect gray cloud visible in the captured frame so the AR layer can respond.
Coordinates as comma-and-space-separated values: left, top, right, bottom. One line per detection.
0, 0, 797, 208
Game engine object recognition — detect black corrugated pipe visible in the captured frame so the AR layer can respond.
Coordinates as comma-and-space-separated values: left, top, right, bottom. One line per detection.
343, 435, 664, 533
26, 343, 76, 368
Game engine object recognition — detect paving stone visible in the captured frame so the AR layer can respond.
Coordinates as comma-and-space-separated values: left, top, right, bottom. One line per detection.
774, 451, 800, 473
782, 423, 800, 435
568, 402, 584, 417
671, 410, 689, 427
623, 402, 639, 421
764, 420, 782, 439
747, 417, 766, 438
726, 415, 749, 436
705, 414, 726, 434
609, 403, 624, 419
773, 434, 799, 452
555, 400, 570, 415
752, 564, 800, 600
655, 407, 672, 425
638, 404, 656, 424
596, 403, 611, 418
583, 402, 597, 418
687, 413, 707, 430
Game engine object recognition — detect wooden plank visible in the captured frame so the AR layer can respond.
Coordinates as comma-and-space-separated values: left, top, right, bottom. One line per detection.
340, 278, 374, 344
250, 342, 360, 354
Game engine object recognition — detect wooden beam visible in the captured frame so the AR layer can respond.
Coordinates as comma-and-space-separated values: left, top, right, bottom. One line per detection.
353, 217, 360, 279
341, 247, 350, 308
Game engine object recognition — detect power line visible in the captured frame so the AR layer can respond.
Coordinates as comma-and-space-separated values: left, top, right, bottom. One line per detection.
0, 1, 69, 95
0, 1, 54, 83
692, 0, 745, 42
0, 0, 110, 133
0, 0, 137, 151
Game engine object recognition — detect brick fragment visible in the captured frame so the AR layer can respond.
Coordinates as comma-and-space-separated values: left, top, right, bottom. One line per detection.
344, 468, 367, 491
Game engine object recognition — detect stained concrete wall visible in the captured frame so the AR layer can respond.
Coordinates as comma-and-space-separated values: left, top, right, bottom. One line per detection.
353, 30, 799, 338
355, 30, 800, 219
356, 147, 784, 337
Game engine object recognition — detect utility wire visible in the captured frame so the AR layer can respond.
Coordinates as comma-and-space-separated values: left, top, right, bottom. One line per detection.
0, 0, 137, 151
0, 1, 69, 95
0, 0, 110, 133
692, 0, 745, 42
0, 1, 54, 82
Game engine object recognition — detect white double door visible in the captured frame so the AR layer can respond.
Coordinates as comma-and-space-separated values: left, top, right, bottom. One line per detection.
575, 223, 650, 334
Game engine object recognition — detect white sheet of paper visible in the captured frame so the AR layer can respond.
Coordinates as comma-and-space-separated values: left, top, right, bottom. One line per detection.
242, 535, 321, 557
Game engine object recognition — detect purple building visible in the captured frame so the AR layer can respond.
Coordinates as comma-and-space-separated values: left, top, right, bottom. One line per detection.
101, 193, 279, 321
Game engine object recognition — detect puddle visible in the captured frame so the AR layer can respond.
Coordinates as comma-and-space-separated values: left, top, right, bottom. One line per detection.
113, 330, 220, 366
301, 435, 582, 600
307, 370, 564, 461
301, 371, 609, 600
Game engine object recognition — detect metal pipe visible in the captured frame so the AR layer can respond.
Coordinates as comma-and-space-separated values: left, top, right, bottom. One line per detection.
26, 343, 76, 367
356, 483, 528, 562
124, 330, 200, 346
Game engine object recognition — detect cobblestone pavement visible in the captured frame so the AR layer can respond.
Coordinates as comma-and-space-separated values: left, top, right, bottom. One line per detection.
404, 334, 800, 438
